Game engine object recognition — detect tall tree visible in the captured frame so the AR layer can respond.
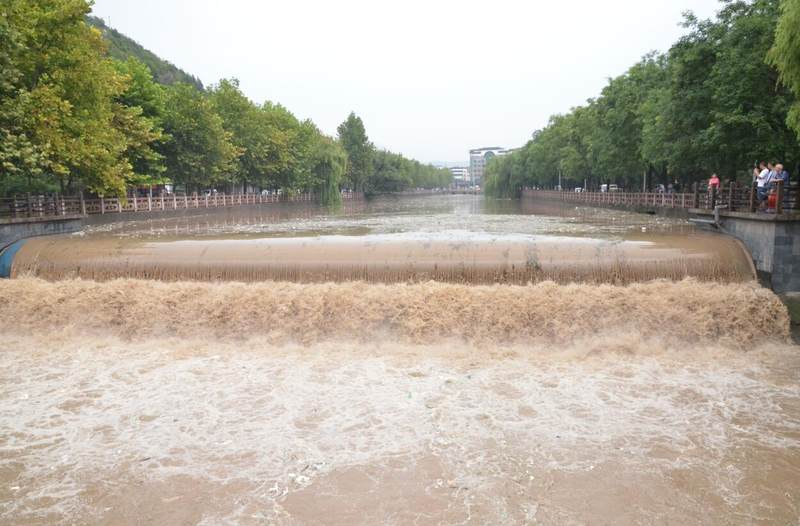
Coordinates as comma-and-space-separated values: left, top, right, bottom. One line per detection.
769, 0, 800, 139
307, 135, 346, 206
337, 112, 373, 192
160, 83, 240, 192
485, 0, 800, 197
208, 79, 271, 191
0, 0, 160, 196
113, 57, 167, 187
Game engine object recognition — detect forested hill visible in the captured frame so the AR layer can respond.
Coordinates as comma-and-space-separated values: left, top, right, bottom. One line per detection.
87, 16, 203, 90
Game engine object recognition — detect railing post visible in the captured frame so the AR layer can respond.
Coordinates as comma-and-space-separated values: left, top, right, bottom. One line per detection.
117, 197, 122, 213
100, 196, 105, 214
693, 183, 699, 209
185, 194, 189, 209
133, 194, 138, 212
776, 180, 784, 215
80, 191, 86, 216
160, 193, 165, 210
749, 182, 757, 213
173, 193, 177, 210
727, 182, 735, 211
148, 194, 152, 211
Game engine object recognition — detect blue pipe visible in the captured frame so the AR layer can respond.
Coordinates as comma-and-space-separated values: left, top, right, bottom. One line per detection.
0, 239, 26, 278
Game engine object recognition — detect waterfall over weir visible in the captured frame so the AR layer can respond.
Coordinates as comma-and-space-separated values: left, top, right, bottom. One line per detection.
4, 231, 755, 285
1, 197, 798, 525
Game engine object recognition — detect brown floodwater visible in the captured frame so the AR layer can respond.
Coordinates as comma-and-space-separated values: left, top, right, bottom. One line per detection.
9, 196, 754, 284
1, 195, 798, 525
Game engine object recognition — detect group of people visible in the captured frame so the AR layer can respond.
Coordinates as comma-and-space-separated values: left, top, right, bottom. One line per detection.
753, 162, 790, 206
705, 162, 790, 209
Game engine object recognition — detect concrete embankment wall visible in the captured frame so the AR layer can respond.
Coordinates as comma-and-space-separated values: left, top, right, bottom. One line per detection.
0, 216, 83, 251
0, 217, 84, 278
712, 213, 800, 294
522, 190, 800, 295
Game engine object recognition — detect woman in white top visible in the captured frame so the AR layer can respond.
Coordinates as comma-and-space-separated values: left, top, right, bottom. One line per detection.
757, 162, 770, 188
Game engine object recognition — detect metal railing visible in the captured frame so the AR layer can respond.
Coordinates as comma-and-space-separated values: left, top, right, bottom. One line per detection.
524, 181, 798, 215
0, 191, 363, 221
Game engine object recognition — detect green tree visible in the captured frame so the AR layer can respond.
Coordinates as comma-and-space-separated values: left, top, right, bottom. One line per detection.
337, 112, 373, 192
0, 0, 161, 196
161, 83, 240, 192
114, 57, 167, 187
368, 149, 450, 193
307, 135, 346, 206
259, 102, 307, 193
769, 0, 800, 139
487, 0, 800, 197
208, 79, 271, 191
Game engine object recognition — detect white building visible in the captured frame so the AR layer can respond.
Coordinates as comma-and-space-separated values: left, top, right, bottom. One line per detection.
469, 147, 510, 185
449, 167, 471, 188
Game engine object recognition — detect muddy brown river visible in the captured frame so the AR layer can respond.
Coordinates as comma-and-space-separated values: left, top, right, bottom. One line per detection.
0, 195, 798, 524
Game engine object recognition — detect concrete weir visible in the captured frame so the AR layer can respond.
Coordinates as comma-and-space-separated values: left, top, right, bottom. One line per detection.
688, 209, 800, 294
0, 216, 83, 251
0, 216, 84, 278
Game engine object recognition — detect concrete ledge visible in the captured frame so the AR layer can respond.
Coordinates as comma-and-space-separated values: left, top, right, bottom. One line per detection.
0, 216, 84, 253
0, 214, 84, 225
689, 209, 800, 222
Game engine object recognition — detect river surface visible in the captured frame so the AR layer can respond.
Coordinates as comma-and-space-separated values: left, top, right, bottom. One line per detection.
1, 195, 798, 525
9, 195, 754, 283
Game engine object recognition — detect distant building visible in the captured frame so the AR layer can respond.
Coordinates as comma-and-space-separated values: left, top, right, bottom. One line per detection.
469, 147, 510, 185
449, 167, 471, 188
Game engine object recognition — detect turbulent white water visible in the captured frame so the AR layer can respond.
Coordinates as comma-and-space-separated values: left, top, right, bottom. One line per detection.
0, 278, 798, 524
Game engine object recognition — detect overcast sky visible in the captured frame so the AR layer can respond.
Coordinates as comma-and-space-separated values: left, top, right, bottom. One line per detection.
91, 0, 721, 164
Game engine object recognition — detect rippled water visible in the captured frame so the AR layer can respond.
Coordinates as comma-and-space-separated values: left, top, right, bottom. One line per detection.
11, 196, 753, 284
1, 195, 798, 525
81, 194, 692, 239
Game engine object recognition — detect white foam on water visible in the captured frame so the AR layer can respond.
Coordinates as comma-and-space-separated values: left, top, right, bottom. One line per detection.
1, 332, 798, 524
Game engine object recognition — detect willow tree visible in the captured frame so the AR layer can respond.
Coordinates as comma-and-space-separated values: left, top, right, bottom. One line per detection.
309, 136, 346, 206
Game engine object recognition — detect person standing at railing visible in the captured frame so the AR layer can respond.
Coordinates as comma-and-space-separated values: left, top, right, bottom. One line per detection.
708, 174, 721, 190
756, 162, 771, 205
773, 164, 789, 186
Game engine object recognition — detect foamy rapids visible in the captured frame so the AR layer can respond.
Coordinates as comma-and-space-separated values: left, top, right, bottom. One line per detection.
1, 278, 798, 524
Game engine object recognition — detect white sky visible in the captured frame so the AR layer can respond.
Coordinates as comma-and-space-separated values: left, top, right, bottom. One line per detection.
91, 0, 721, 164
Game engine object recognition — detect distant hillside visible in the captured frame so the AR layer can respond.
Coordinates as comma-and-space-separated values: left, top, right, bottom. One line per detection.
87, 16, 204, 90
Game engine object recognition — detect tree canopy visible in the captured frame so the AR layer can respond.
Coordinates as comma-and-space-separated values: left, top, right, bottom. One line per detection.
0, 1, 443, 201
337, 112, 373, 192
769, 0, 800, 139
486, 0, 800, 197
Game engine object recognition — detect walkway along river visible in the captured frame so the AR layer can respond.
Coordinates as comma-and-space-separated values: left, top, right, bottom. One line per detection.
0, 195, 798, 524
